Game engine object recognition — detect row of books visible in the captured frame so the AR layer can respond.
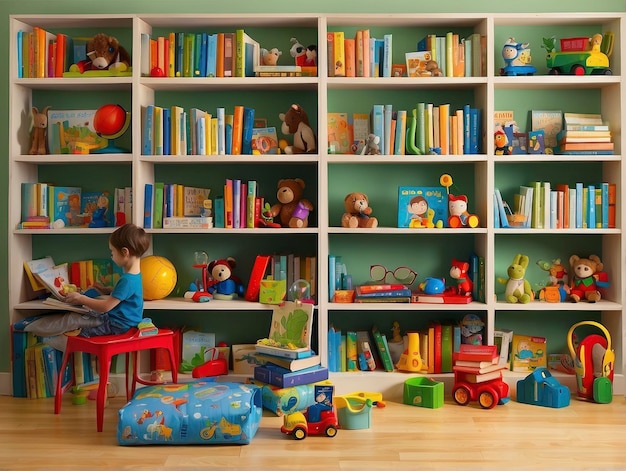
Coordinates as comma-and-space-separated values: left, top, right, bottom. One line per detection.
495, 181, 616, 230
140, 29, 260, 78
328, 321, 470, 374
266, 253, 317, 300
142, 104, 279, 156
19, 183, 129, 229
327, 30, 485, 78
16, 28, 81, 78
495, 110, 613, 155
144, 183, 211, 229
328, 103, 482, 156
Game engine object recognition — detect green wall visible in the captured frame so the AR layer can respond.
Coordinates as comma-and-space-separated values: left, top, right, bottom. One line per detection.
0, 0, 623, 374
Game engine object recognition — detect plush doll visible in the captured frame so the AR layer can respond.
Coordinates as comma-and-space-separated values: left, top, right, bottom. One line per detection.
449, 258, 473, 296
289, 37, 306, 66
360, 134, 380, 155
70, 33, 131, 73
29, 106, 50, 155
279, 104, 317, 154
268, 178, 314, 228
206, 257, 245, 300
341, 192, 378, 228
569, 254, 608, 303
304, 45, 317, 66
260, 47, 282, 66
498, 253, 533, 303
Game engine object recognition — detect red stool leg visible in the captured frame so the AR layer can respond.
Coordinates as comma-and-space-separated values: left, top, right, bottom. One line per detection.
95, 350, 113, 432
167, 341, 178, 384
54, 346, 74, 415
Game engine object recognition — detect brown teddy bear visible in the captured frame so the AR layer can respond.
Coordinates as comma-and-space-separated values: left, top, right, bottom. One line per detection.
30, 106, 50, 155
569, 254, 608, 303
279, 104, 317, 154
341, 192, 378, 228
71, 33, 131, 73
424, 60, 443, 77
268, 178, 314, 228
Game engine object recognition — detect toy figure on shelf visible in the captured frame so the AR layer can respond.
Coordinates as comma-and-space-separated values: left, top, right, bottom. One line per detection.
568, 254, 609, 303
184, 251, 212, 303
449, 258, 473, 297
279, 104, 317, 154
499, 37, 536, 76
494, 128, 512, 155
440, 174, 479, 228
29, 106, 50, 155
360, 134, 380, 155
341, 192, 378, 228
69, 33, 131, 74
536, 258, 570, 302
260, 47, 282, 66
206, 257, 245, 300
267, 178, 313, 228
498, 253, 533, 303
289, 37, 307, 66
304, 45, 317, 66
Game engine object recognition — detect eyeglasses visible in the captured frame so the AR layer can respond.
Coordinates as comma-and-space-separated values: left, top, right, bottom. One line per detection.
370, 265, 417, 285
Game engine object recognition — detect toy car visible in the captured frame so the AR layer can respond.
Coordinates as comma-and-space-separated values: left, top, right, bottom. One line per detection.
546, 33, 614, 75
281, 406, 339, 440
499, 64, 537, 76
452, 370, 510, 409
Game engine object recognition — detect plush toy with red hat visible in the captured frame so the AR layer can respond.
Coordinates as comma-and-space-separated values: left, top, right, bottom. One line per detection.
206, 257, 245, 300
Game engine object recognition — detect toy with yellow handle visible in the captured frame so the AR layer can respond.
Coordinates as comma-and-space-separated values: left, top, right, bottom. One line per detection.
567, 320, 614, 403
396, 331, 423, 372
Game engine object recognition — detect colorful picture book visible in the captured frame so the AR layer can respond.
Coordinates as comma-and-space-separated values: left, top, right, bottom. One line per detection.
47, 109, 108, 154
33, 262, 73, 301
530, 110, 562, 153
49, 186, 82, 227
250, 126, 279, 154
256, 301, 314, 354
397, 186, 448, 228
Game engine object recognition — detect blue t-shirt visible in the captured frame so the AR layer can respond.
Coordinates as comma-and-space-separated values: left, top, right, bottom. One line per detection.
107, 272, 143, 330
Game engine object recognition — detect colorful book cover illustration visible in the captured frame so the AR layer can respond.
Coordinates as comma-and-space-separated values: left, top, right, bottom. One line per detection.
50, 186, 82, 227
47, 109, 108, 154
250, 126, 279, 154
257, 301, 314, 354
397, 186, 448, 228
530, 110, 562, 153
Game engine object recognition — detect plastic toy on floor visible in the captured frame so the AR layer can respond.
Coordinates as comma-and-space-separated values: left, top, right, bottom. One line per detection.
567, 320, 614, 403
516, 367, 570, 408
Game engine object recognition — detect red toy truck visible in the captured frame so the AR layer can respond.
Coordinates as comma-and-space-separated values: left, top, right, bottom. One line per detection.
281, 406, 339, 440
452, 370, 510, 409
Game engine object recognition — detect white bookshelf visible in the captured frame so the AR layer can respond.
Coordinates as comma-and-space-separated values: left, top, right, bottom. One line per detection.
8, 12, 624, 400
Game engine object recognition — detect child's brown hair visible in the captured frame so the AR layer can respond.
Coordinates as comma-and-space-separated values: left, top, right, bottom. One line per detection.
109, 223, 150, 257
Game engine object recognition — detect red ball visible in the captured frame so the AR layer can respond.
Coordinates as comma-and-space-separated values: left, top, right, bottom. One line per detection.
150, 66, 165, 77
93, 104, 127, 136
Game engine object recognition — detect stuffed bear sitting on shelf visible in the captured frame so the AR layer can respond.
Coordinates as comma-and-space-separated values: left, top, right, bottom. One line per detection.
70, 33, 131, 73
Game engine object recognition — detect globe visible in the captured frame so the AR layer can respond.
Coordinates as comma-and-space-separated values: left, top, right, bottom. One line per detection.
140, 255, 177, 300
92, 103, 131, 153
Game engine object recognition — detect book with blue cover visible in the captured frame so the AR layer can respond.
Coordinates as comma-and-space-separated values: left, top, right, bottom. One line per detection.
254, 364, 328, 388
397, 186, 448, 228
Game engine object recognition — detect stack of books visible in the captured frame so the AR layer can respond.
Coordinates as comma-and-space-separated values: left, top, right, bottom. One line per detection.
557, 113, 614, 155
253, 345, 327, 388
452, 344, 508, 383
354, 283, 411, 303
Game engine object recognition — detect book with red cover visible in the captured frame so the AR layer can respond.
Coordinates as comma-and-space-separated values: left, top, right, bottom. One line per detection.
455, 344, 498, 362
430, 321, 442, 373
453, 363, 507, 374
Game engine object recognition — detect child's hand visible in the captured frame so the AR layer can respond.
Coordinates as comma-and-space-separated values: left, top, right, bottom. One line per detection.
63, 291, 84, 305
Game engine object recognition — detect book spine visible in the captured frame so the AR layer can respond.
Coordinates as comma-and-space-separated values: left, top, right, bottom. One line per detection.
143, 183, 153, 229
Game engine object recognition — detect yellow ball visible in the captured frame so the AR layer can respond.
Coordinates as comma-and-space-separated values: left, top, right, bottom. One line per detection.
140, 255, 177, 300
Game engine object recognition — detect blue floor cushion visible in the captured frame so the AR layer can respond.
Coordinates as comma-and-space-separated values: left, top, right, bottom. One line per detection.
117, 381, 262, 445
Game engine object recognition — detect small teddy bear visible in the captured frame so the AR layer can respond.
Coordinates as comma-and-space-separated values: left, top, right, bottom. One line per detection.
450, 258, 473, 296
341, 192, 378, 228
206, 257, 245, 300
498, 253, 533, 303
279, 104, 317, 154
268, 178, 314, 228
569, 254, 608, 303
360, 134, 380, 155
30, 106, 50, 155
423, 60, 443, 77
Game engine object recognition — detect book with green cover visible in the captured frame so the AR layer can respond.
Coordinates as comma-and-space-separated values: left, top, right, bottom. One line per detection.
372, 326, 394, 372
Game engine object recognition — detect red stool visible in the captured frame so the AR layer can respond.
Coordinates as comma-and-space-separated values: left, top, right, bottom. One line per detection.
54, 328, 178, 432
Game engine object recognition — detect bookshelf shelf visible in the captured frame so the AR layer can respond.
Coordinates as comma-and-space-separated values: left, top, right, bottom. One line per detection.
8, 11, 625, 399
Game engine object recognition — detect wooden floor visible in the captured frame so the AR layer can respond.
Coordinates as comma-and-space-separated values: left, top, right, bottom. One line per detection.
1, 393, 626, 470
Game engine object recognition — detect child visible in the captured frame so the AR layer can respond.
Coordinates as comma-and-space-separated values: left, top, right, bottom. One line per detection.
42, 223, 150, 350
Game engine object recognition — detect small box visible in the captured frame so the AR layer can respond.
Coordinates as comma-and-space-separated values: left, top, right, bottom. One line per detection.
333, 290, 355, 303
403, 377, 444, 408
511, 334, 547, 372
